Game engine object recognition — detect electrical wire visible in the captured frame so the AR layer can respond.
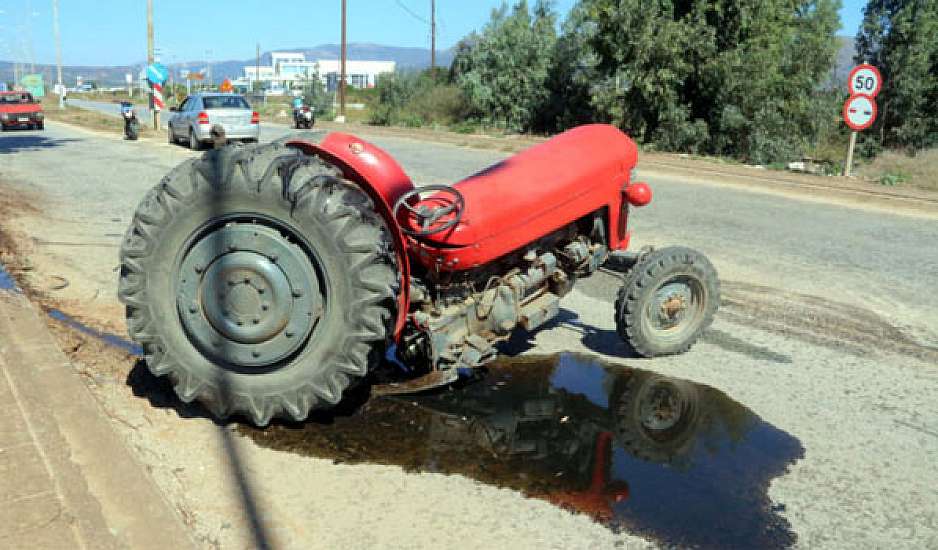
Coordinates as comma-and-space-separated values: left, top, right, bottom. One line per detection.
394, 0, 430, 26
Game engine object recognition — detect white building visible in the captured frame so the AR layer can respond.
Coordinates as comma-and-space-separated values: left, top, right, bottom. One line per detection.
238, 51, 395, 93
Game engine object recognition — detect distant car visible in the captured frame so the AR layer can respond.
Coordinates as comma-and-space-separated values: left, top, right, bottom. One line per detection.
0, 91, 44, 131
167, 92, 260, 150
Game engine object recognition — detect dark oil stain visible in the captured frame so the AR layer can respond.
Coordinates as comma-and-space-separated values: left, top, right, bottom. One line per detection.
242, 353, 804, 549
46, 308, 143, 356
719, 281, 938, 363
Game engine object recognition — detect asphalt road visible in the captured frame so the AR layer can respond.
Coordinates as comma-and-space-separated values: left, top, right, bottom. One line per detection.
1, 120, 937, 549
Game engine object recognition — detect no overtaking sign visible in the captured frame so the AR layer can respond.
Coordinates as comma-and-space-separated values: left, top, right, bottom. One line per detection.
843, 94, 876, 131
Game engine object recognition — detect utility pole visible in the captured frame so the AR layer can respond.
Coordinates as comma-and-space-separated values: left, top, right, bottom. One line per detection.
430, 0, 436, 71
147, 0, 158, 129
339, 0, 347, 122
52, 0, 64, 108
255, 42, 260, 93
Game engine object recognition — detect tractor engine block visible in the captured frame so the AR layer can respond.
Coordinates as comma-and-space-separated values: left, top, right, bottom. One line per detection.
403, 238, 607, 373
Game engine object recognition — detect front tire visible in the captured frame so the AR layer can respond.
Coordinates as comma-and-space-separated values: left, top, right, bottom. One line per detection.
614, 246, 719, 357
612, 372, 704, 466
119, 143, 399, 425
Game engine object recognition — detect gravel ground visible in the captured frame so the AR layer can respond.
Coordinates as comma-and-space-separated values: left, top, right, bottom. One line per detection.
1, 120, 937, 549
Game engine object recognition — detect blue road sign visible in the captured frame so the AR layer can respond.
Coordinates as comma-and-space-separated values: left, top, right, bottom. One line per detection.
147, 63, 169, 85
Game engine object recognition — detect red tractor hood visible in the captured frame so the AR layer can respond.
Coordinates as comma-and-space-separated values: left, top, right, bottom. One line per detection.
411, 124, 640, 270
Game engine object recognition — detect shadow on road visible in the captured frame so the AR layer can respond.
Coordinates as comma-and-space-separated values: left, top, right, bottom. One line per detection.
0, 133, 81, 154
499, 307, 639, 359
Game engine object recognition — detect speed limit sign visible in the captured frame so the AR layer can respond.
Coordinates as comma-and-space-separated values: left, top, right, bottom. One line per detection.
848, 64, 882, 97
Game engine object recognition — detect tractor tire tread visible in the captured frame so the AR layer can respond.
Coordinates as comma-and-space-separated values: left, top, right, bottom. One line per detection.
119, 143, 398, 425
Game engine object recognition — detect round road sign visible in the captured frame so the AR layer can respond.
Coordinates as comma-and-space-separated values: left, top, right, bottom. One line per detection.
848, 64, 882, 97
843, 94, 877, 131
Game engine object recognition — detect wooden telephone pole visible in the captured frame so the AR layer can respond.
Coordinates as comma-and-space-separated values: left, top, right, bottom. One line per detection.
147, 0, 157, 129
431, 0, 436, 70
339, 0, 347, 121
52, 0, 64, 108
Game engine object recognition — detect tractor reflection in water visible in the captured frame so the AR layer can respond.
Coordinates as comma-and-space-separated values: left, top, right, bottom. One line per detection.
245, 353, 804, 549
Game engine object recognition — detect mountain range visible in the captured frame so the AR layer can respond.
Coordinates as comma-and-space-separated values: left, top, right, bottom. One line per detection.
0, 43, 454, 87
1, 39, 855, 89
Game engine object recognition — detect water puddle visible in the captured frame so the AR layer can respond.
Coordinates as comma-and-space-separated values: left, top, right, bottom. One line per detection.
244, 353, 804, 548
0, 261, 20, 291
46, 308, 143, 356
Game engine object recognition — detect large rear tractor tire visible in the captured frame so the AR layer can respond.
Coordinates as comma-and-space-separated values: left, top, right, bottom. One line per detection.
614, 246, 719, 357
119, 143, 399, 425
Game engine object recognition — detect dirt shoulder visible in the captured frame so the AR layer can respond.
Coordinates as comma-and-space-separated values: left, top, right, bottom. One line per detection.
41, 100, 157, 139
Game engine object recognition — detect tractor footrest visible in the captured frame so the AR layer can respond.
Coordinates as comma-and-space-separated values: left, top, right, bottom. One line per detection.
372, 368, 459, 396
520, 293, 560, 332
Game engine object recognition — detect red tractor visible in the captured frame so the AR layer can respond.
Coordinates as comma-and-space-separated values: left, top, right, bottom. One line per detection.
119, 124, 719, 425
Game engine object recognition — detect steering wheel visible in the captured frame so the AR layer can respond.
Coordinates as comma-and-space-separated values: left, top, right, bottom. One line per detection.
393, 185, 466, 237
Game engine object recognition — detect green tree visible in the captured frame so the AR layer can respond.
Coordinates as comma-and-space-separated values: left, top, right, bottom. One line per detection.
856, 0, 938, 151
451, 0, 558, 131
550, 0, 842, 163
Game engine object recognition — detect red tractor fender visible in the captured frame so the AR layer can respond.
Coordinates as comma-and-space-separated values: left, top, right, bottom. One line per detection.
286, 133, 413, 341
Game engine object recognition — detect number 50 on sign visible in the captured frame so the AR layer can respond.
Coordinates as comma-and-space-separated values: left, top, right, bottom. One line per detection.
848, 64, 882, 97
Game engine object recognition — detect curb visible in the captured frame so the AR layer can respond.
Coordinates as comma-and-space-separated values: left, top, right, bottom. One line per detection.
0, 267, 197, 549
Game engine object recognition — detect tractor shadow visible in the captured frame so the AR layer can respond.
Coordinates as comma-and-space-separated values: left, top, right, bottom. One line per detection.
0, 134, 81, 154
499, 307, 641, 359
125, 359, 372, 428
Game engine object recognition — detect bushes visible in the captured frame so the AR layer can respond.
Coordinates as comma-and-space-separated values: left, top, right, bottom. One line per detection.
369, 71, 468, 127
368, 0, 869, 167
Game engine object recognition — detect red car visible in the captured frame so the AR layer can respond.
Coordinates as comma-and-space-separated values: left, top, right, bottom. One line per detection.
0, 91, 44, 131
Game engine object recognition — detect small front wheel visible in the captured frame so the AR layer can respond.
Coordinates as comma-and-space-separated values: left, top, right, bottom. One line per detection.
615, 247, 719, 357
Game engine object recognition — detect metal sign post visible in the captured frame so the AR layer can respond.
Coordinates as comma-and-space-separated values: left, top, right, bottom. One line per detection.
842, 64, 882, 177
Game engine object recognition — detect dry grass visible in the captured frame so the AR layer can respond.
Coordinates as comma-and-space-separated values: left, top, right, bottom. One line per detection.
857, 149, 938, 191
40, 97, 155, 138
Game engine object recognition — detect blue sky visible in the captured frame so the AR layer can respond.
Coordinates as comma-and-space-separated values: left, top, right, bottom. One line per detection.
0, 0, 867, 66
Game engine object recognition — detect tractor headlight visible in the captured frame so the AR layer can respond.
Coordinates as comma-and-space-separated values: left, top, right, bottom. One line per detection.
35, 112, 44, 119
0, 113, 8, 121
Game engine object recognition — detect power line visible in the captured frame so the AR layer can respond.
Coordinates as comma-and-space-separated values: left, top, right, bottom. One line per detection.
395, 0, 429, 25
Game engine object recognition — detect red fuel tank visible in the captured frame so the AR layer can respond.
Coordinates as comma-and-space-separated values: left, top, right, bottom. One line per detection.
411, 124, 639, 270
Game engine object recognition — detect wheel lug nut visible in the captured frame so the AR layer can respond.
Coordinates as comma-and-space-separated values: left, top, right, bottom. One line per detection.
285, 331, 294, 338
269, 254, 278, 263
189, 305, 198, 314
257, 287, 266, 294
194, 265, 204, 273
236, 320, 244, 326
261, 303, 269, 311
227, 280, 237, 287
252, 318, 260, 325
251, 351, 261, 358
228, 244, 237, 252
292, 289, 303, 298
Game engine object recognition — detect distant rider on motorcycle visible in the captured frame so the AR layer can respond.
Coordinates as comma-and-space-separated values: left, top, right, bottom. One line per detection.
292, 95, 315, 129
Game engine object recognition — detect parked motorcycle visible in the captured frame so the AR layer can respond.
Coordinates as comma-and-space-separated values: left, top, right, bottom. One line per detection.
293, 105, 315, 129
120, 101, 139, 140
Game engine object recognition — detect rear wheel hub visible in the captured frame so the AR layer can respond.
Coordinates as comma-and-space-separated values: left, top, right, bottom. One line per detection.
176, 224, 323, 368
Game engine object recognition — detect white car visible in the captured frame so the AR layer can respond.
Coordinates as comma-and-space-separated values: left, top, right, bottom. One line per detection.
167, 92, 260, 150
